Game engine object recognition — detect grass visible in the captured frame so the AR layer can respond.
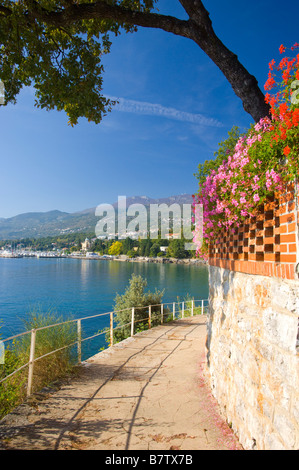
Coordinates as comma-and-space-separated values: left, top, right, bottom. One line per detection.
176, 294, 205, 317
0, 308, 78, 419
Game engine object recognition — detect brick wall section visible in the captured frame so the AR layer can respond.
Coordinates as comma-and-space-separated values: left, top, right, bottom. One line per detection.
209, 184, 299, 280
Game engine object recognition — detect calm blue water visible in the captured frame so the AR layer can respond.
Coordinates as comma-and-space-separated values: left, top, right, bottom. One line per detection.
0, 258, 208, 359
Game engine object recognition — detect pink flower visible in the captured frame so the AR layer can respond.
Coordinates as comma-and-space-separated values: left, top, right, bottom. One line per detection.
253, 193, 260, 203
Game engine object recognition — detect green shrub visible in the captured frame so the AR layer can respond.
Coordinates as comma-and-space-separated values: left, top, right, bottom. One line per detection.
176, 294, 204, 317
0, 309, 77, 419
111, 274, 170, 343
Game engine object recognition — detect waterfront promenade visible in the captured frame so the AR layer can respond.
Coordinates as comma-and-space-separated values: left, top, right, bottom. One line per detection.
0, 316, 242, 451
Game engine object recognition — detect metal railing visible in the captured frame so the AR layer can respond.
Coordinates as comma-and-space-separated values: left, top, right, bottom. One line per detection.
0, 299, 208, 397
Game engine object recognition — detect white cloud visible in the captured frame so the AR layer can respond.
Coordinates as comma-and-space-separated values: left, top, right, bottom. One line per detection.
108, 96, 224, 128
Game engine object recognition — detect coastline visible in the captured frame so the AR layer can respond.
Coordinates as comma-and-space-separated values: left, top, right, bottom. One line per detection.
0, 252, 207, 265
75, 254, 207, 265
112, 256, 207, 265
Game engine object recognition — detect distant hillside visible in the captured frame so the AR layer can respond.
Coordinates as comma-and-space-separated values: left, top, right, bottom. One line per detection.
0, 194, 193, 240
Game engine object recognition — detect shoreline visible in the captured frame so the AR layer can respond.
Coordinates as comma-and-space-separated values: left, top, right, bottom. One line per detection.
111, 256, 207, 265
0, 253, 207, 265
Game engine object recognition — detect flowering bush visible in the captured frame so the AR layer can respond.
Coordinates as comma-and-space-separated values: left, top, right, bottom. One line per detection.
193, 43, 299, 258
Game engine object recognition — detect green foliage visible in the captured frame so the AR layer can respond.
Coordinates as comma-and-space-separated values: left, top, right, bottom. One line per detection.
167, 239, 188, 259
194, 126, 243, 186
0, 309, 77, 418
121, 237, 135, 254
176, 294, 204, 317
0, 230, 195, 259
126, 249, 137, 258
112, 274, 168, 342
149, 242, 160, 257
0, 0, 158, 125
0, 345, 26, 419
0, 232, 95, 251
108, 240, 123, 255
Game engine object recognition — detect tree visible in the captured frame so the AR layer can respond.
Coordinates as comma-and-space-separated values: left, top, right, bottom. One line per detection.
121, 237, 134, 254
149, 242, 160, 257
138, 238, 151, 256
167, 239, 187, 259
0, 0, 270, 125
112, 273, 167, 342
108, 240, 122, 255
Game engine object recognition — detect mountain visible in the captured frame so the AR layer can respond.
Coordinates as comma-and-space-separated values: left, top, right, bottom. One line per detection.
0, 194, 193, 240
111, 194, 193, 208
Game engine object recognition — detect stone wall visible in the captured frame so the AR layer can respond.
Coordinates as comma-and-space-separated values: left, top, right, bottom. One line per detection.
206, 265, 299, 450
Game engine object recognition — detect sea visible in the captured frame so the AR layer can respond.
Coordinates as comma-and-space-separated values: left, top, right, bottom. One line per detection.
0, 257, 209, 360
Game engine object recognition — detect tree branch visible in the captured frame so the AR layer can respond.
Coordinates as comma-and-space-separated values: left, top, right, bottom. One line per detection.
179, 0, 270, 121
12, 0, 271, 121
0, 4, 12, 16
179, 0, 212, 29
28, 0, 192, 38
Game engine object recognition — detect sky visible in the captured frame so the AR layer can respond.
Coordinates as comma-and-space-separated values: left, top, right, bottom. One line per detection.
0, 0, 298, 219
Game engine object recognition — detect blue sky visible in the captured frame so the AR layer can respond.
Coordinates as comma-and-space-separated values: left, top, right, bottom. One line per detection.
0, 0, 297, 218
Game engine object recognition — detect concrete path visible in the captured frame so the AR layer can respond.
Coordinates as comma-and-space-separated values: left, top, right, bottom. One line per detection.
0, 316, 242, 450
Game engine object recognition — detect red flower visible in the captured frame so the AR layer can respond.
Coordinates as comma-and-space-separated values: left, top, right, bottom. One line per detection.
279, 103, 288, 116
292, 109, 299, 126
283, 146, 291, 156
279, 44, 286, 54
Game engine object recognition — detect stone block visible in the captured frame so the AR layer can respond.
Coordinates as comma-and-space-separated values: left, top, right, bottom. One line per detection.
207, 265, 299, 450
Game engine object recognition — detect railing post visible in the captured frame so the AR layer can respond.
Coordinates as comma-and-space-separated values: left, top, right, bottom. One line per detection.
27, 328, 36, 397
191, 300, 194, 316
131, 307, 135, 337
110, 312, 114, 346
201, 299, 204, 314
161, 304, 164, 324
77, 319, 82, 364
182, 301, 184, 318
148, 305, 151, 329
173, 302, 175, 320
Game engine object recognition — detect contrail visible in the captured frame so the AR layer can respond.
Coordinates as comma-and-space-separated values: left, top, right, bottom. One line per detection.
108, 96, 224, 128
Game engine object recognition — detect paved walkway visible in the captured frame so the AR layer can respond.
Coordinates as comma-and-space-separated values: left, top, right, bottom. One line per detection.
0, 316, 242, 450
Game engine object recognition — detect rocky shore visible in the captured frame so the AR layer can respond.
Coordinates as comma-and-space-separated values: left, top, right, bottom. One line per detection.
115, 255, 207, 265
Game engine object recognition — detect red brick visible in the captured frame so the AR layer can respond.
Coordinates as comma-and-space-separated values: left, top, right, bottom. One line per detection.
264, 236, 275, 244
255, 245, 265, 252
265, 201, 276, 211
280, 233, 296, 243
276, 225, 287, 234
264, 219, 275, 227
275, 206, 286, 216
264, 253, 279, 262
280, 213, 295, 224
288, 222, 296, 233
288, 244, 297, 253
280, 254, 297, 263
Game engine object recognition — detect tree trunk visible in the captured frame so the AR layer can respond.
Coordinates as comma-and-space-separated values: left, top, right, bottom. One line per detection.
188, 22, 271, 122
178, 0, 270, 121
